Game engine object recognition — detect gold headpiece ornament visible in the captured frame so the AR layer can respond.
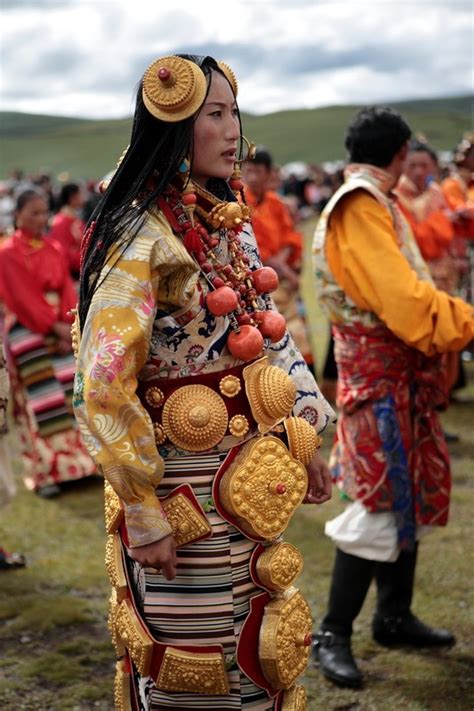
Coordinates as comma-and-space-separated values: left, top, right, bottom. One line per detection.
142, 56, 207, 122
218, 61, 238, 97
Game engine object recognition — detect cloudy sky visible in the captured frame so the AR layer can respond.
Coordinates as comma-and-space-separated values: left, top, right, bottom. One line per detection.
1, 0, 472, 119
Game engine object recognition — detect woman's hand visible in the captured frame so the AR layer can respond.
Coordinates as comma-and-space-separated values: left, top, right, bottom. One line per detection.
130, 534, 177, 580
304, 449, 332, 505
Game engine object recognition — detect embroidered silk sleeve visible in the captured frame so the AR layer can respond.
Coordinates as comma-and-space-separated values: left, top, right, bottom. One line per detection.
326, 191, 474, 355
73, 228, 174, 548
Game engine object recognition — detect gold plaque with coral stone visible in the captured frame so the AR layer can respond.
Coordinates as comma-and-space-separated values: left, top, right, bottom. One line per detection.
219, 436, 308, 539
259, 588, 313, 689
114, 659, 132, 711
256, 543, 304, 591
104, 480, 124, 534
284, 416, 322, 466
162, 385, 228, 452
281, 685, 307, 711
156, 648, 229, 695
105, 533, 128, 601
243, 357, 296, 433
161, 492, 212, 547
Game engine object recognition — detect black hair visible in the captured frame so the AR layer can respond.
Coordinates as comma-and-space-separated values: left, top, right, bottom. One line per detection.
58, 182, 81, 208
252, 147, 273, 171
15, 189, 46, 212
408, 139, 438, 165
79, 54, 241, 328
345, 107, 412, 167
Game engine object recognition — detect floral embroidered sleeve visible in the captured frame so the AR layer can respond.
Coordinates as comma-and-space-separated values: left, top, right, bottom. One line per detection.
73, 231, 173, 548
241, 224, 336, 434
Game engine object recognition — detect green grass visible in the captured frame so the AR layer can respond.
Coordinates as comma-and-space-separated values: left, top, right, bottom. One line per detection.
1, 94, 472, 179
0, 219, 472, 709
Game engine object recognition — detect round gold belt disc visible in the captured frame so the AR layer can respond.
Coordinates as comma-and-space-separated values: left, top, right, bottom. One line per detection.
162, 384, 228, 452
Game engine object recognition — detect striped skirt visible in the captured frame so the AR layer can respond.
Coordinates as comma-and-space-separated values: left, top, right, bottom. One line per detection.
7, 322, 95, 490
126, 452, 276, 711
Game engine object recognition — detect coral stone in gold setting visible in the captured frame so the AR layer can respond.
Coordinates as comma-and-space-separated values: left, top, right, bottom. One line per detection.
219, 375, 241, 398
229, 414, 249, 438
162, 385, 228, 452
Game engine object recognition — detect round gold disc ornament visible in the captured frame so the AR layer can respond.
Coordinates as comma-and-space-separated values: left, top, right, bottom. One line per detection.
162, 385, 228, 452
229, 414, 250, 438
142, 56, 207, 122
219, 374, 241, 398
145, 386, 165, 408
259, 588, 313, 690
217, 61, 238, 96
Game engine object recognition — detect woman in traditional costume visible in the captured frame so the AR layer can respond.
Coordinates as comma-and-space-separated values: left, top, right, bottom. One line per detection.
0, 190, 96, 496
48, 182, 86, 281
73, 54, 334, 710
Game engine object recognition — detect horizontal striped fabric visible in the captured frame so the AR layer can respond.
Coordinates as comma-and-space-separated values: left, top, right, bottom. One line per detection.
126, 452, 277, 711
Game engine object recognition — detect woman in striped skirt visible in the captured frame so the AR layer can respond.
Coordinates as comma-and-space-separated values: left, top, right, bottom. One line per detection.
74, 54, 334, 709
0, 190, 96, 496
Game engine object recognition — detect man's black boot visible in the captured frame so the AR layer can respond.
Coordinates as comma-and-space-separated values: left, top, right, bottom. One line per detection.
313, 631, 362, 688
372, 611, 456, 647
314, 548, 375, 688
373, 544, 455, 648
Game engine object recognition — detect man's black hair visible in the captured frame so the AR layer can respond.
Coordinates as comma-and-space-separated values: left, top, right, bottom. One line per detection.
253, 147, 273, 171
344, 107, 412, 167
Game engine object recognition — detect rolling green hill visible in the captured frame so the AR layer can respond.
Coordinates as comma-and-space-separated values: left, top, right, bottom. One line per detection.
1, 95, 472, 180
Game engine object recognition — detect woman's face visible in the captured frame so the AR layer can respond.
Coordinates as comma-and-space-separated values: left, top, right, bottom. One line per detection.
191, 71, 240, 187
16, 197, 49, 237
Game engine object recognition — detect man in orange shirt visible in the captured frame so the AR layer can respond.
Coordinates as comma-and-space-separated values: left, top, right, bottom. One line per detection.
312, 107, 473, 688
244, 148, 315, 373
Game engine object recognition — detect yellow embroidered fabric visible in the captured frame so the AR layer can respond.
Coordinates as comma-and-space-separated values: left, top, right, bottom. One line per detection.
73, 211, 199, 547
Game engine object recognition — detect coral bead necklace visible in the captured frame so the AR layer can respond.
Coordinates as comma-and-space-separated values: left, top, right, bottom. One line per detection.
160, 184, 287, 362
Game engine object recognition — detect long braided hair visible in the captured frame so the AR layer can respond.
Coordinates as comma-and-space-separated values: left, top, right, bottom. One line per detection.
79, 54, 241, 329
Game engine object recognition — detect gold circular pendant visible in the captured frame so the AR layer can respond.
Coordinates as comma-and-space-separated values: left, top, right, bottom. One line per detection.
219, 374, 241, 398
145, 386, 165, 408
162, 385, 228, 452
229, 414, 249, 438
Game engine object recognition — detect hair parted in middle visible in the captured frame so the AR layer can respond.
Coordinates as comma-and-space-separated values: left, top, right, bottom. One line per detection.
79, 54, 242, 328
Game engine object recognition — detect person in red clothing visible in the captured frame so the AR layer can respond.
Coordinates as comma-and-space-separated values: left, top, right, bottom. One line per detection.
396, 141, 456, 293
0, 190, 95, 496
244, 148, 315, 373
48, 182, 85, 280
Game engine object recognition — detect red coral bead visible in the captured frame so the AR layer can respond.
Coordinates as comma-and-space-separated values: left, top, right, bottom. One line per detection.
182, 193, 197, 205
256, 310, 287, 342
252, 266, 279, 294
158, 67, 171, 81
212, 277, 225, 288
206, 286, 238, 316
227, 325, 264, 361
236, 312, 251, 325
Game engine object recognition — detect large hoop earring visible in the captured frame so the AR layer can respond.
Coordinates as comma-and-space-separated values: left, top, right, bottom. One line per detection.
230, 136, 256, 197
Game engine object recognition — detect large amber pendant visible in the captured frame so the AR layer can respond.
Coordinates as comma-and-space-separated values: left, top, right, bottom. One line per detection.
259, 588, 313, 690
219, 436, 308, 539
162, 384, 228, 452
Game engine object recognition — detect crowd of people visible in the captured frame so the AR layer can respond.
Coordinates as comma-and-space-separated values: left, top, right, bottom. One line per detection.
0, 52, 473, 710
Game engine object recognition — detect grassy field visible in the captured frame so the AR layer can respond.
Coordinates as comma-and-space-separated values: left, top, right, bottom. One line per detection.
1, 94, 472, 179
0, 219, 473, 710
